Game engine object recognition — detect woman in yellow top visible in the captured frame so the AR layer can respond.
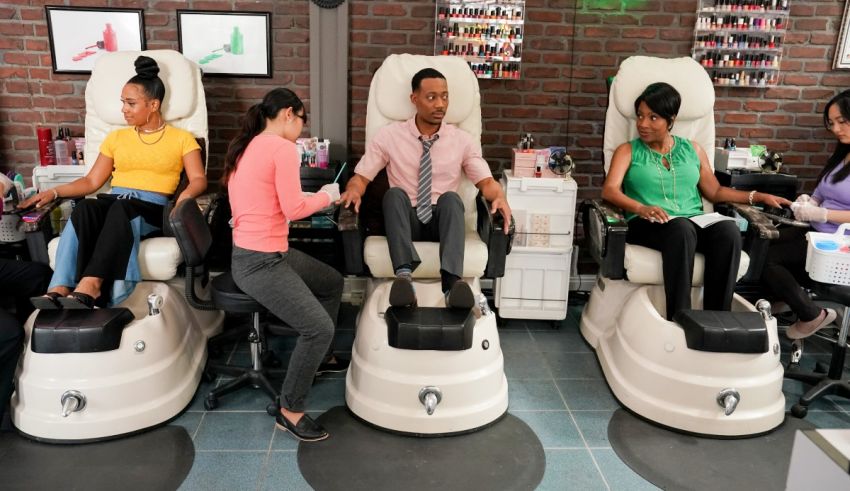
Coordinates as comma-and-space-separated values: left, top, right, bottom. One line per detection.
22, 55, 206, 308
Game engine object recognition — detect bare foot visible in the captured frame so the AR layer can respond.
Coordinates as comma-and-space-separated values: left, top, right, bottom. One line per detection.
73, 276, 103, 300
281, 407, 304, 425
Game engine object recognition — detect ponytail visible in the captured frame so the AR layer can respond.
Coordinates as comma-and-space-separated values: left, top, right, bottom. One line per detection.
222, 88, 305, 186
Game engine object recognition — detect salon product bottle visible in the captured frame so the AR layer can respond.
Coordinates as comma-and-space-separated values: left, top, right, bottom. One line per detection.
37, 127, 56, 166
231, 26, 244, 55
103, 23, 118, 52
54, 129, 71, 165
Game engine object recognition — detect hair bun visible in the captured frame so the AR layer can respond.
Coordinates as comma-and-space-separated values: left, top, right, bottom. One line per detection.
134, 55, 160, 80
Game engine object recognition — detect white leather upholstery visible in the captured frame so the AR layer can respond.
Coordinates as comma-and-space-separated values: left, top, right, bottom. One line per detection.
603, 56, 715, 173
84, 50, 208, 168
605, 56, 747, 285
362, 54, 488, 278
625, 246, 750, 285
49, 50, 207, 282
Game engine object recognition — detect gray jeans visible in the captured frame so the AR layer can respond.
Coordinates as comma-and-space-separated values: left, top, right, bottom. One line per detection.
231, 246, 343, 412
382, 188, 466, 278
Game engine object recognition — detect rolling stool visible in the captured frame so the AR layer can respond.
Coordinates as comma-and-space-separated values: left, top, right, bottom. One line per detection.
169, 198, 285, 411
785, 283, 850, 418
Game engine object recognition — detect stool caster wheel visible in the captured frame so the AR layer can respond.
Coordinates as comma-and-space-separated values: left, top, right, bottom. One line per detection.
791, 404, 808, 419
267, 403, 279, 416
204, 396, 219, 411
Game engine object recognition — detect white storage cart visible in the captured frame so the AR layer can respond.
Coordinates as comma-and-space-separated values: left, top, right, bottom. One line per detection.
495, 170, 577, 325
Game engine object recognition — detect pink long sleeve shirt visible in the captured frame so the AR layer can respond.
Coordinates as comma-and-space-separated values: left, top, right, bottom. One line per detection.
228, 134, 330, 253
354, 118, 492, 206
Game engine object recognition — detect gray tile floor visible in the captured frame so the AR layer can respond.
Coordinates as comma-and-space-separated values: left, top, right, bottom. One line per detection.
174, 303, 850, 490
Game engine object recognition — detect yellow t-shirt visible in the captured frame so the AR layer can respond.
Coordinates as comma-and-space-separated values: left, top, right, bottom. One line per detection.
100, 126, 200, 195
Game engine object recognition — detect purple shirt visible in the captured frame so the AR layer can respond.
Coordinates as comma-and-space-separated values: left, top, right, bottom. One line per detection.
812, 164, 850, 233
354, 118, 492, 206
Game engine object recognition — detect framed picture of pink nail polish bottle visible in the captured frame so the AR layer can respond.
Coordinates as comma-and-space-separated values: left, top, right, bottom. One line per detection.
45, 6, 146, 75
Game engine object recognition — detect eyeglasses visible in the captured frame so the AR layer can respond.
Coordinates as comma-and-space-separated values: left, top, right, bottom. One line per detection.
295, 111, 307, 124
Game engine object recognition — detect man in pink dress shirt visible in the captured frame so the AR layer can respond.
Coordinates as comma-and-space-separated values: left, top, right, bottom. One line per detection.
339, 68, 511, 309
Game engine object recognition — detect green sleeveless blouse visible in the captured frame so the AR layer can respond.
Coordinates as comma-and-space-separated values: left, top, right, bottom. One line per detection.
622, 136, 704, 221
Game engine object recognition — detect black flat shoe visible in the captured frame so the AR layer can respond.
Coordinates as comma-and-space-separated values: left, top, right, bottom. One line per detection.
389, 278, 417, 308
30, 292, 63, 310
446, 281, 475, 309
57, 292, 96, 309
316, 356, 350, 375
275, 412, 329, 442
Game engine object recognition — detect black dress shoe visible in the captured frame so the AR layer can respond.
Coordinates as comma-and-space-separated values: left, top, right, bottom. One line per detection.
275, 412, 329, 442
316, 356, 350, 375
446, 281, 475, 309
389, 278, 417, 307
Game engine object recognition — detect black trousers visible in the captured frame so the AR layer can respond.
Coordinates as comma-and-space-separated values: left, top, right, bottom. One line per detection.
382, 188, 466, 281
70, 196, 163, 282
0, 259, 52, 423
760, 226, 821, 322
627, 217, 742, 320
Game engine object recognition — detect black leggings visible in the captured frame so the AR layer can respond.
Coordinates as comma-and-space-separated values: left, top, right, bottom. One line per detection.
627, 217, 742, 320
760, 226, 821, 322
70, 196, 163, 282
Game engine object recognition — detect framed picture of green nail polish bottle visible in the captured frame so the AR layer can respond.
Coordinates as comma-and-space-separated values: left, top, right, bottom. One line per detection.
177, 10, 272, 78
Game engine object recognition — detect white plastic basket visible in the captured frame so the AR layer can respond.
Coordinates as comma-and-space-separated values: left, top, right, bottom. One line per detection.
805, 223, 850, 286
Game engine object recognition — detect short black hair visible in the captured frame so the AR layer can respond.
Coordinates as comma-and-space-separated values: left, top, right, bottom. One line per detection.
634, 82, 681, 127
411, 68, 446, 92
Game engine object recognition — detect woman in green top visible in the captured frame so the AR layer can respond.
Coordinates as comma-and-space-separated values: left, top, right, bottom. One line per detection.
602, 82, 790, 320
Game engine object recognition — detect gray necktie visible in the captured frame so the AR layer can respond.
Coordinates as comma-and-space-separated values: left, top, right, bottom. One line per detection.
416, 135, 439, 223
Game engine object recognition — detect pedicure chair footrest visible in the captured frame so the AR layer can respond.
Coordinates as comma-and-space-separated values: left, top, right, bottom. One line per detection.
673, 310, 768, 354
385, 306, 475, 351
31, 308, 135, 353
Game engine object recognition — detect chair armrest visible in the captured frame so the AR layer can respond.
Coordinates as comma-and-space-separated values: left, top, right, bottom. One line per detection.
337, 206, 366, 275
476, 193, 515, 278
580, 199, 628, 280
727, 203, 779, 282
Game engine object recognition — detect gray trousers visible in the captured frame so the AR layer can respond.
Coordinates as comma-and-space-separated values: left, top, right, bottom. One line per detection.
231, 246, 343, 412
382, 187, 465, 278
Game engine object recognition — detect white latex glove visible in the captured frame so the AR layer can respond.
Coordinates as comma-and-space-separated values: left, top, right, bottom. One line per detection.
794, 194, 812, 204
792, 202, 828, 223
318, 183, 340, 203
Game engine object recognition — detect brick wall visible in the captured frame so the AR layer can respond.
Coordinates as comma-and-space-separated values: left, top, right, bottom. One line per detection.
2, 0, 850, 197
0, 0, 309, 185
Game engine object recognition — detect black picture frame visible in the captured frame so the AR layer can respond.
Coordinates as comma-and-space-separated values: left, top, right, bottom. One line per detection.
45, 6, 146, 75
176, 10, 273, 78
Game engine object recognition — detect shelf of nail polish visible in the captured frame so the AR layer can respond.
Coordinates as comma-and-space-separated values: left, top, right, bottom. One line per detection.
435, 0, 525, 80
710, 70, 779, 87
700, 0, 789, 11
692, 0, 788, 88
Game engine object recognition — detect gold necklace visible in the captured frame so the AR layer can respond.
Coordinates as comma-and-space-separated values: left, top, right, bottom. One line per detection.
649, 138, 679, 211
136, 125, 167, 145
138, 121, 166, 134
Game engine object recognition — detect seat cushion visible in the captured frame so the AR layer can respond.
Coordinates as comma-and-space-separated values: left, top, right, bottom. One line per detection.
210, 272, 264, 314
624, 244, 750, 285
49, 236, 182, 281
31, 308, 135, 353
363, 232, 488, 278
385, 306, 475, 351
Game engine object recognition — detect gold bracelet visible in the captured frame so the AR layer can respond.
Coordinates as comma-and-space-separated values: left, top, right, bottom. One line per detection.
747, 190, 756, 206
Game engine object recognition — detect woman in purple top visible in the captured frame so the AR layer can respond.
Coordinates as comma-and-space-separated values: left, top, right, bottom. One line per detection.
761, 89, 850, 339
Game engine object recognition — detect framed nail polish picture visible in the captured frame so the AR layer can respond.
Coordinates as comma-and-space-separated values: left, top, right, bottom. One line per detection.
177, 10, 272, 78
834, 2, 850, 69
45, 6, 146, 75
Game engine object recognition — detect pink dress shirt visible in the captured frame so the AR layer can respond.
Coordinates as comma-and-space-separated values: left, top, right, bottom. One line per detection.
228, 134, 330, 253
354, 118, 492, 206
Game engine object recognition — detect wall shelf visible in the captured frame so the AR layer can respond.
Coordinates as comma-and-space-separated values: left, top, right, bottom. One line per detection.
691, 0, 790, 88
434, 0, 525, 80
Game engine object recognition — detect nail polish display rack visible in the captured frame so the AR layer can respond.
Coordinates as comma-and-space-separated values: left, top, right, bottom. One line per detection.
434, 0, 525, 80
691, 0, 790, 88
